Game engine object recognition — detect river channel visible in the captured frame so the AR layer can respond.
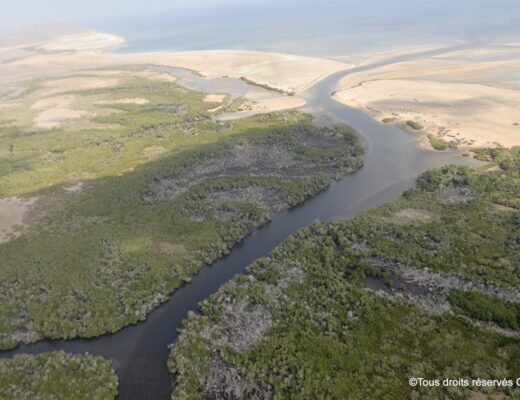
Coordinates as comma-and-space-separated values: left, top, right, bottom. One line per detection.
0, 49, 481, 400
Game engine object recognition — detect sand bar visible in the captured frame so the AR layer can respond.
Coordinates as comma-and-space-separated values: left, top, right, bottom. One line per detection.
335, 79, 520, 148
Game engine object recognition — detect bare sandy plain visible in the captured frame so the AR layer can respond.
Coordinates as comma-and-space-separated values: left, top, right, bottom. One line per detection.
335, 44, 520, 148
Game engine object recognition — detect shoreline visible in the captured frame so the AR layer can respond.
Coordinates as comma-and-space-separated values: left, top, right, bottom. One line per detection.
0, 32, 351, 94
1, 30, 518, 150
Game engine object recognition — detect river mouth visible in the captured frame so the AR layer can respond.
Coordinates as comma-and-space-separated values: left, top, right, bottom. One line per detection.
150, 65, 277, 100
0, 66, 481, 400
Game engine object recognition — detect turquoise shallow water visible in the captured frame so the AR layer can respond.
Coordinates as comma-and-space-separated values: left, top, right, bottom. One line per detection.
101, 0, 520, 57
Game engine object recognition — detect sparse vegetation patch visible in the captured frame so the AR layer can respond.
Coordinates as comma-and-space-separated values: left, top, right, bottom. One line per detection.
427, 134, 457, 150
406, 120, 423, 130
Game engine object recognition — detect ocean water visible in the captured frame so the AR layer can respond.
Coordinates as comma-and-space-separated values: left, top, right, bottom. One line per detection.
96, 0, 520, 57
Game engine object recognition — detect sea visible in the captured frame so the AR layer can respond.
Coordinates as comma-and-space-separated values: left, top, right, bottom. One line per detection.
94, 0, 520, 58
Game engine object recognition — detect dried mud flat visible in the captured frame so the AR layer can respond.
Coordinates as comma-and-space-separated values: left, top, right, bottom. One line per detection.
0, 197, 37, 244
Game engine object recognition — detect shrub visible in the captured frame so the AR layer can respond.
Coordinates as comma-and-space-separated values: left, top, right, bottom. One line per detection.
382, 117, 396, 124
406, 120, 423, 130
427, 134, 457, 151
448, 290, 519, 329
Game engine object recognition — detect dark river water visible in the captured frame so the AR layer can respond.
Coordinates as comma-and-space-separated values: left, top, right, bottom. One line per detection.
0, 50, 481, 399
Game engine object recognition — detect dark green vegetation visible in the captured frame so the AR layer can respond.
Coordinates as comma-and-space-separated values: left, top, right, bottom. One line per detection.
0, 352, 117, 399
170, 147, 520, 400
0, 72, 363, 350
382, 117, 396, 123
239, 77, 295, 96
427, 134, 457, 151
449, 290, 519, 329
406, 120, 424, 130
472, 147, 517, 165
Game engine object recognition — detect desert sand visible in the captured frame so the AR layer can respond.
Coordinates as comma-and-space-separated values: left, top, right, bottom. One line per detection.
31, 95, 76, 110
137, 50, 349, 93
85, 69, 178, 82
338, 58, 520, 91
250, 96, 306, 112
0, 102, 19, 109
337, 45, 520, 90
